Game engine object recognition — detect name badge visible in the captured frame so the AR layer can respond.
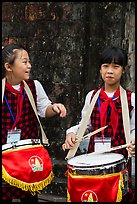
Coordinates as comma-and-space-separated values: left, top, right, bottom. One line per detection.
94, 137, 111, 152
7, 129, 21, 144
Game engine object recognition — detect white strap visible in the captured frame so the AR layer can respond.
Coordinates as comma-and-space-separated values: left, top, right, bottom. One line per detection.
65, 89, 101, 160
120, 86, 131, 157
120, 86, 130, 143
2, 78, 5, 104
23, 80, 49, 145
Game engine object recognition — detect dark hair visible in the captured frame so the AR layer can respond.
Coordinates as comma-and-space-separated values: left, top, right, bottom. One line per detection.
2, 43, 26, 65
99, 46, 128, 68
2, 43, 27, 78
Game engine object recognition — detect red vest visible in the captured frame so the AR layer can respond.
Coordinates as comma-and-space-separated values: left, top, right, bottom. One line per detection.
2, 80, 39, 145
88, 87, 133, 159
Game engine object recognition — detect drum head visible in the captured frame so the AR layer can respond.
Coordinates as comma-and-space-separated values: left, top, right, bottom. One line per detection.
67, 153, 124, 168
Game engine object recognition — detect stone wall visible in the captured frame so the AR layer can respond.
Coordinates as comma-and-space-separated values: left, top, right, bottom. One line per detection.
2, 2, 135, 201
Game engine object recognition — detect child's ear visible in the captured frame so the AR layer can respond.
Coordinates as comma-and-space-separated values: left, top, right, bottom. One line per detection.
4, 63, 12, 72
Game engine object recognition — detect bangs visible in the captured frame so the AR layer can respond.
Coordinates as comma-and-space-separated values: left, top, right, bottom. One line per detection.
100, 46, 128, 67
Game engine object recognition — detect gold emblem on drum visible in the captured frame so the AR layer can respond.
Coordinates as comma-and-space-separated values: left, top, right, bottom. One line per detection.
29, 156, 43, 172
81, 190, 98, 202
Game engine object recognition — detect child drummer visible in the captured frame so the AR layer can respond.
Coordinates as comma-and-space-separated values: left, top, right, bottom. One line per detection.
62, 46, 135, 202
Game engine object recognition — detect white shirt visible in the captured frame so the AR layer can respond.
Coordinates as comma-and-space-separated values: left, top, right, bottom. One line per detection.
12, 80, 52, 118
66, 90, 135, 140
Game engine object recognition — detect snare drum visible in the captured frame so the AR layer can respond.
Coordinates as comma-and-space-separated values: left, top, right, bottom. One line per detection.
67, 153, 129, 202
2, 139, 54, 195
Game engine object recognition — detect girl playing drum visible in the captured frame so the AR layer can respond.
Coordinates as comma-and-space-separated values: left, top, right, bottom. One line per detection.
2, 43, 67, 202
62, 46, 135, 202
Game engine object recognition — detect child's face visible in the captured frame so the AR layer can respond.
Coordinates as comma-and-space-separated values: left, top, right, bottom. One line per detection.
100, 63, 124, 86
6, 49, 31, 84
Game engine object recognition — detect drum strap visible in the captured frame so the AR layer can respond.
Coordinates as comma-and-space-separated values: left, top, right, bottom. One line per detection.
2, 78, 5, 104
120, 86, 131, 157
66, 86, 131, 160
2, 78, 49, 146
23, 80, 49, 145
65, 89, 101, 160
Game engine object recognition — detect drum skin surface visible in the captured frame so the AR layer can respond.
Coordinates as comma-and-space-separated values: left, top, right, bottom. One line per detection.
67, 152, 127, 175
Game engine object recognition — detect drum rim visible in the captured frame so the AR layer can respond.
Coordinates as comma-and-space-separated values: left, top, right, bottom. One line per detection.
2, 139, 41, 151
67, 152, 125, 168
67, 157, 126, 170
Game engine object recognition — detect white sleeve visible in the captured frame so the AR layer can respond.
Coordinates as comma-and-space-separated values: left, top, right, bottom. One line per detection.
34, 80, 52, 117
66, 90, 94, 135
130, 92, 135, 140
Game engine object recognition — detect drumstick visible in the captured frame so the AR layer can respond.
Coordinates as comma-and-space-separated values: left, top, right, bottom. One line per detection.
75, 125, 108, 143
88, 143, 129, 156
62, 125, 108, 151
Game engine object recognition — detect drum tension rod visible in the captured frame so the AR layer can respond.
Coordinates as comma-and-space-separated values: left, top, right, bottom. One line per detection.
11, 142, 17, 149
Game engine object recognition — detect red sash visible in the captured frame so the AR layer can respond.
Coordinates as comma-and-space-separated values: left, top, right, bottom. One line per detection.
2, 144, 54, 195
67, 170, 126, 202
